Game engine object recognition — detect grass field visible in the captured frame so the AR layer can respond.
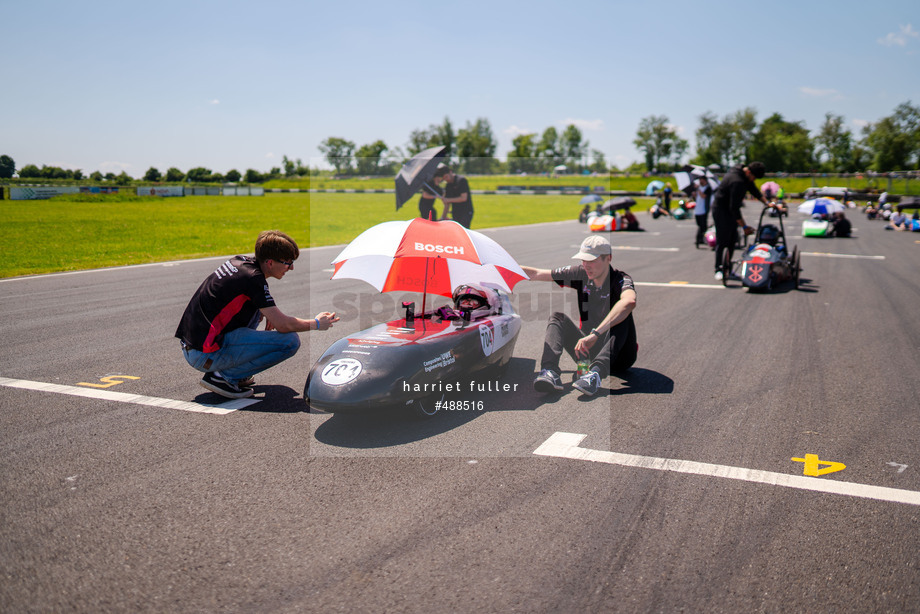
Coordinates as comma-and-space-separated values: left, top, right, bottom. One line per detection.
1, 191, 655, 278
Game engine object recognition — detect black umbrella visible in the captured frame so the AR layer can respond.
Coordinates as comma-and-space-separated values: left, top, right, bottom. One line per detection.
579, 194, 604, 206
394, 145, 447, 210
601, 196, 636, 213
673, 164, 720, 194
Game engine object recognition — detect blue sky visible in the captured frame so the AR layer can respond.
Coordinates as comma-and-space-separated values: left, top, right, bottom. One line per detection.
3, 0, 918, 176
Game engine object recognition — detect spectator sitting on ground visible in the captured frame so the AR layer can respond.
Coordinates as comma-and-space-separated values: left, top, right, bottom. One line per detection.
886, 208, 908, 230
622, 207, 643, 231
828, 211, 852, 237
649, 200, 670, 219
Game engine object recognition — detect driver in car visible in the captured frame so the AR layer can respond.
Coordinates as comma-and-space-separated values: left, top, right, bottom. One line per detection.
451, 284, 500, 320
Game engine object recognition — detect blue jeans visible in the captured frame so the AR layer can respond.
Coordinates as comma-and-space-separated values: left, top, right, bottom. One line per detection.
182, 327, 301, 385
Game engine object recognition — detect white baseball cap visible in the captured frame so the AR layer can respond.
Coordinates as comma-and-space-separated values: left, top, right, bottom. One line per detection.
573, 235, 612, 261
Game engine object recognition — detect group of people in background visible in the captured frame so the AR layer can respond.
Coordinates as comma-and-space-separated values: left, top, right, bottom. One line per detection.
880, 206, 920, 231
418, 163, 474, 228
865, 192, 919, 231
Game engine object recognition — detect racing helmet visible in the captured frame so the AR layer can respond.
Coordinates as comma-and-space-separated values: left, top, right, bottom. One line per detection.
452, 284, 498, 320
757, 224, 780, 246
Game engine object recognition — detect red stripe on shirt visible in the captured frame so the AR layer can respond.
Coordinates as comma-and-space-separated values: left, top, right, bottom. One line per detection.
202, 294, 251, 353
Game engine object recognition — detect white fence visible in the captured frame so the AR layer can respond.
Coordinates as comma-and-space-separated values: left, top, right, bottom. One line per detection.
137, 186, 185, 197
10, 186, 79, 200
222, 186, 265, 196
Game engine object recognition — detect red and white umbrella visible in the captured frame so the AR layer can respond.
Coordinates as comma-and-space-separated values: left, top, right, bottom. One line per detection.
331, 218, 527, 301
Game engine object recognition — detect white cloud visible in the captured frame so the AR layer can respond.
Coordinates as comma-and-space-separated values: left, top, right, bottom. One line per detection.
799, 86, 841, 98
503, 124, 532, 136
265, 152, 275, 159
209, 99, 221, 105
877, 23, 918, 47
559, 118, 605, 131
853, 119, 870, 128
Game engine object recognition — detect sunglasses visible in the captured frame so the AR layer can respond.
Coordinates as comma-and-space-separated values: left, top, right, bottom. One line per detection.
277, 259, 294, 268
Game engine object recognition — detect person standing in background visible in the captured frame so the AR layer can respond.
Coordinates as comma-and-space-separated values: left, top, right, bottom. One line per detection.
435, 164, 474, 229
693, 175, 713, 248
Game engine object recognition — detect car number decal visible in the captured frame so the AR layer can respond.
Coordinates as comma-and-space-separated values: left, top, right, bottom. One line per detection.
321, 358, 363, 386
479, 323, 495, 356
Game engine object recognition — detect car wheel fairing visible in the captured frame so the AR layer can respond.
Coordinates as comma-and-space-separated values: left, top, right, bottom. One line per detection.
721, 250, 731, 287
410, 393, 444, 419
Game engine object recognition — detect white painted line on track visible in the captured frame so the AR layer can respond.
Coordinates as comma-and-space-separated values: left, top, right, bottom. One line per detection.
636, 281, 725, 290
613, 246, 680, 252
0, 377, 256, 415
802, 252, 885, 260
0, 256, 233, 283
569, 244, 677, 253
534, 432, 920, 507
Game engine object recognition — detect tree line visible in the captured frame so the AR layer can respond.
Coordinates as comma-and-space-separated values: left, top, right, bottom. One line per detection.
0, 158, 281, 185
634, 101, 920, 174
317, 117, 603, 177
1, 101, 916, 183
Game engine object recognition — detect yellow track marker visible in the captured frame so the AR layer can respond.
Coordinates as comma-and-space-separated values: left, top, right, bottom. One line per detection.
791, 454, 846, 476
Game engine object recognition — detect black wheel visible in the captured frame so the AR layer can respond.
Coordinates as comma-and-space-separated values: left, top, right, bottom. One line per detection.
793, 247, 801, 289
721, 250, 732, 287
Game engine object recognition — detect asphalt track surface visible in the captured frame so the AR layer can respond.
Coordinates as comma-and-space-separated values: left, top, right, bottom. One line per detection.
2, 206, 919, 612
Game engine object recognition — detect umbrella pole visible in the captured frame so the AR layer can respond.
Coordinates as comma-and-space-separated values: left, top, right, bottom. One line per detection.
421, 257, 429, 317
423, 180, 441, 196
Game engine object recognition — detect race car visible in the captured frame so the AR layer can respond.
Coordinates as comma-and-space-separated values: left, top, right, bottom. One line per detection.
589, 214, 622, 232
305, 285, 521, 417
802, 219, 831, 237
723, 204, 801, 292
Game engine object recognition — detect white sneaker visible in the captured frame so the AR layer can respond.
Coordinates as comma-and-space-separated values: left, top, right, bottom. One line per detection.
714, 271, 724, 281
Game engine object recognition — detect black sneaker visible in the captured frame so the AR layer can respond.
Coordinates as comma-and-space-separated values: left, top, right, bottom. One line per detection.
238, 375, 255, 388
573, 370, 602, 396
533, 369, 563, 393
200, 372, 254, 399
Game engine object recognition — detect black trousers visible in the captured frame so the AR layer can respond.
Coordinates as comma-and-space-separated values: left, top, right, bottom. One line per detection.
452, 207, 473, 229
695, 213, 708, 246
419, 201, 437, 221
540, 312, 636, 379
713, 211, 737, 273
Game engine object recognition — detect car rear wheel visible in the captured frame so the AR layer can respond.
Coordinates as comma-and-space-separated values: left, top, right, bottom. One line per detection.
792, 247, 801, 289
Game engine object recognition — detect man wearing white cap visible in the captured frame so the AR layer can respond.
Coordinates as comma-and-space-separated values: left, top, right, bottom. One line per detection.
521, 235, 638, 396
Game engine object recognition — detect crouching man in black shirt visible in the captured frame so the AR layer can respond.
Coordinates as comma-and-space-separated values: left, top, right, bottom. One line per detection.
176, 230, 339, 399
521, 235, 638, 397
